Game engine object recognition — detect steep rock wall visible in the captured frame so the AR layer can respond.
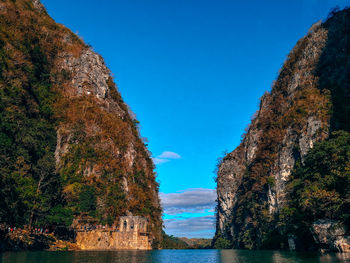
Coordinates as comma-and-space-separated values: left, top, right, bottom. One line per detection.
0, 0, 162, 247
215, 8, 350, 250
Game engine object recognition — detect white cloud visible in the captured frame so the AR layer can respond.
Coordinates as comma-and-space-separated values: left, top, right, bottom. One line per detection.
157, 151, 181, 159
160, 188, 217, 238
152, 158, 169, 165
153, 151, 181, 165
163, 215, 216, 238
160, 188, 216, 215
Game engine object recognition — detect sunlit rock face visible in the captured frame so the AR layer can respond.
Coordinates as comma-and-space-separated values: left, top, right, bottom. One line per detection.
215, 8, 350, 250
51, 6, 162, 246
49, 1, 162, 245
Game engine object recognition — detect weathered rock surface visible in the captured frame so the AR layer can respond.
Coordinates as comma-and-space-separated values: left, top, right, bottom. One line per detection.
311, 220, 350, 253
31, 0, 45, 12
58, 49, 111, 100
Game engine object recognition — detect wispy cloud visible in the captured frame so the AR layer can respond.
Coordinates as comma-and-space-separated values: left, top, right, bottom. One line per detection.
163, 215, 216, 238
152, 158, 170, 165
160, 188, 216, 215
160, 188, 217, 238
152, 151, 181, 165
158, 151, 181, 159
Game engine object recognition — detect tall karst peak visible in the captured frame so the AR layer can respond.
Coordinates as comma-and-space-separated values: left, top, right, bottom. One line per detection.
0, 0, 162, 248
214, 7, 350, 252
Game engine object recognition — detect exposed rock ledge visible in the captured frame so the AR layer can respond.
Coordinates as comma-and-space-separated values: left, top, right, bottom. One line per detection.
311, 219, 350, 253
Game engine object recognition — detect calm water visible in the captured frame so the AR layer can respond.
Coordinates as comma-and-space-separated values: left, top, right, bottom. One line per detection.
1, 250, 350, 263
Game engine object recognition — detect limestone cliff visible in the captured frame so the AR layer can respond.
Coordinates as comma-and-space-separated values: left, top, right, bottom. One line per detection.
311, 220, 350, 253
0, 0, 162, 247
215, 8, 350, 251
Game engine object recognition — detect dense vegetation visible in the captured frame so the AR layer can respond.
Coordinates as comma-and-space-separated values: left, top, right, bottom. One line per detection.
279, 8, 350, 249
179, 237, 212, 249
161, 231, 189, 249
213, 236, 232, 249
279, 131, 350, 249
161, 232, 212, 249
0, 0, 64, 228
0, 0, 162, 244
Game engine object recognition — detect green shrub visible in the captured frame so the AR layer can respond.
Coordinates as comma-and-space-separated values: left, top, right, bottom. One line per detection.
213, 237, 232, 249
79, 185, 97, 213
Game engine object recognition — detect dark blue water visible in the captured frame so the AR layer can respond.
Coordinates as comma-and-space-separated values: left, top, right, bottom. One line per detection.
1, 249, 350, 263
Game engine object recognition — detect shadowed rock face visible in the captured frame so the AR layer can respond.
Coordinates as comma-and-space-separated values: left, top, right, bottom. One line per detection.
215, 8, 350, 250
311, 220, 350, 253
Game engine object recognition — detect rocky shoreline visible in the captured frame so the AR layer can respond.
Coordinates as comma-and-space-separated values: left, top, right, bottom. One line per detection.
0, 227, 79, 252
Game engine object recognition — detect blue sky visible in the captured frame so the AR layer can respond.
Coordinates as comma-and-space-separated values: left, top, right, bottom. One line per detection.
42, 0, 349, 238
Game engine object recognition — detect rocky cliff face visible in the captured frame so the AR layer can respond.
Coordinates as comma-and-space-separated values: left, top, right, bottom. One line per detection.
311, 220, 350, 253
215, 8, 350, 251
0, 0, 162, 247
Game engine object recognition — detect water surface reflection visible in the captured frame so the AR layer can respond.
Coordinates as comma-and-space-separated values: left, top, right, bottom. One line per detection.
219, 249, 350, 263
1, 249, 350, 263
